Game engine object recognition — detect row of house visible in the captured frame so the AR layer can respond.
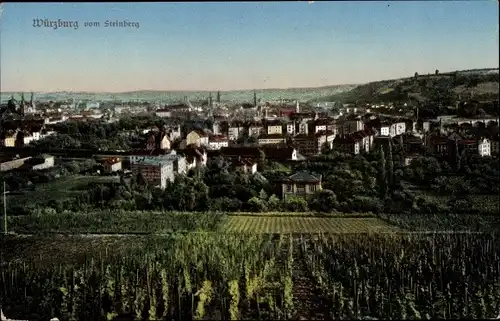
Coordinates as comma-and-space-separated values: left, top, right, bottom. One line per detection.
426, 132, 493, 157
0, 128, 57, 148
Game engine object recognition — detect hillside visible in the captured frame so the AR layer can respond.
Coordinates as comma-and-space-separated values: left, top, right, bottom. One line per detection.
0, 84, 357, 104
310, 68, 499, 105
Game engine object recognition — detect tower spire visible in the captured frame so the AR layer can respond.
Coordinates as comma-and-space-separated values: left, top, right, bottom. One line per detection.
253, 90, 257, 107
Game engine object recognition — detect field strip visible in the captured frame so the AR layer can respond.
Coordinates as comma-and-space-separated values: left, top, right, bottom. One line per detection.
220, 216, 405, 233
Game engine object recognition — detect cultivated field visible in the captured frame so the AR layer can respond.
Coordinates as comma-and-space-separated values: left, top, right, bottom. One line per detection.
7, 211, 403, 235
221, 215, 403, 233
2, 233, 500, 320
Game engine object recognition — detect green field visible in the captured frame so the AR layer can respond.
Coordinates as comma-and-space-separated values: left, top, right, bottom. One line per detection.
2, 233, 500, 320
7, 175, 120, 205
7, 210, 404, 235
221, 215, 403, 233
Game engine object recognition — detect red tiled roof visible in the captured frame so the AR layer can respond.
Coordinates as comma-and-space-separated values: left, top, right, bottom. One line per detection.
258, 133, 285, 139
103, 157, 121, 165
248, 121, 263, 127
264, 119, 283, 126
209, 135, 228, 142
458, 139, 476, 145
130, 149, 170, 156
315, 130, 335, 137
314, 118, 335, 126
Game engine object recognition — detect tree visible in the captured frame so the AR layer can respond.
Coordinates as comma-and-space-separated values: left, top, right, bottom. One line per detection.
386, 140, 394, 190
258, 189, 268, 201
258, 149, 266, 170
454, 139, 461, 172
284, 196, 308, 212
414, 72, 419, 80
377, 146, 388, 200
247, 197, 267, 212
267, 194, 281, 211
435, 69, 439, 75
308, 189, 339, 212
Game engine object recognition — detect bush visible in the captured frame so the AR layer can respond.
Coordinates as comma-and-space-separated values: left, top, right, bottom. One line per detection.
210, 197, 242, 212
348, 196, 383, 214
284, 196, 308, 212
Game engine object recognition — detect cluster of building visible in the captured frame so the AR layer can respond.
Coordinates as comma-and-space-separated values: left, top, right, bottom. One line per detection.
1, 91, 499, 201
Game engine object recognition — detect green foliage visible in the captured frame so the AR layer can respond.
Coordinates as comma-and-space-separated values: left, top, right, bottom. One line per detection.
284, 196, 308, 212
308, 189, 339, 213
312, 68, 498, 106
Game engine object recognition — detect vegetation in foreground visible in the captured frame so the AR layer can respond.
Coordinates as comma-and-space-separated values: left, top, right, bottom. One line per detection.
1, 233, 500, 320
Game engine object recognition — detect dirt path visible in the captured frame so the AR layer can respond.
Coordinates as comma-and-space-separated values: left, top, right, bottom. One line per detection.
291, 238, 333, 321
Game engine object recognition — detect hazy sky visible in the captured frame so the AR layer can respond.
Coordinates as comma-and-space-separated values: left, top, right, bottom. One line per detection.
0, 1, 498, 92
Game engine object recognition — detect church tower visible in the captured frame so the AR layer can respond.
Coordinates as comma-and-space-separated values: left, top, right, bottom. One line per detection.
296, 100, 300, 113
216, 91, 220, 104
20, 93, 25, 117
30, 92, 35, 112
253, 90, 257, 107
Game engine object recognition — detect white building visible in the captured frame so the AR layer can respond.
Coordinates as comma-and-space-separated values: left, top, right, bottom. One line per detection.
478, 138, 491, 157
286, 122, 296, 135
266, 122, 283, 135
379, 121, 406, 138
103, 158, 122, 173
209, 135, 229, 150
491, 138, 499, 155
341, 118, 364, 135
258, 134, 286, 146
155, 109, 172, 118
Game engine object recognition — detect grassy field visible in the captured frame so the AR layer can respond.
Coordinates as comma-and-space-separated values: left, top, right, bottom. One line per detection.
221, 215, 402, 233
8, 211, 225, 234
7, 175, 120, 206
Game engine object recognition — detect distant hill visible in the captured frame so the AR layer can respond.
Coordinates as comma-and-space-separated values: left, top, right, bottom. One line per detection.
310, 68, 499, 105
0, 84, 357, 104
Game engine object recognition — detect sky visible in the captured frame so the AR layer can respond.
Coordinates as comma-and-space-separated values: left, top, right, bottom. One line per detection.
0, 1, 498, 92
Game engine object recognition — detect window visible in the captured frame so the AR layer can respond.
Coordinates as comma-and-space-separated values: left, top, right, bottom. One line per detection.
286, 184, 293, 193
309, 184, 316, 192
297, 184, 305, 193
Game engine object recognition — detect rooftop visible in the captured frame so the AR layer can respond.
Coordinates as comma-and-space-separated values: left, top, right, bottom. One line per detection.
283, 171, 322, 183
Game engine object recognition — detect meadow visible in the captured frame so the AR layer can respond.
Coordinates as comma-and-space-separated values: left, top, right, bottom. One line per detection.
6, 175, 120, 208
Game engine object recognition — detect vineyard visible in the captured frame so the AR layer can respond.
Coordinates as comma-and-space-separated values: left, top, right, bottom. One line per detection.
2, 233, 500, 320
221, 216, 402, 233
